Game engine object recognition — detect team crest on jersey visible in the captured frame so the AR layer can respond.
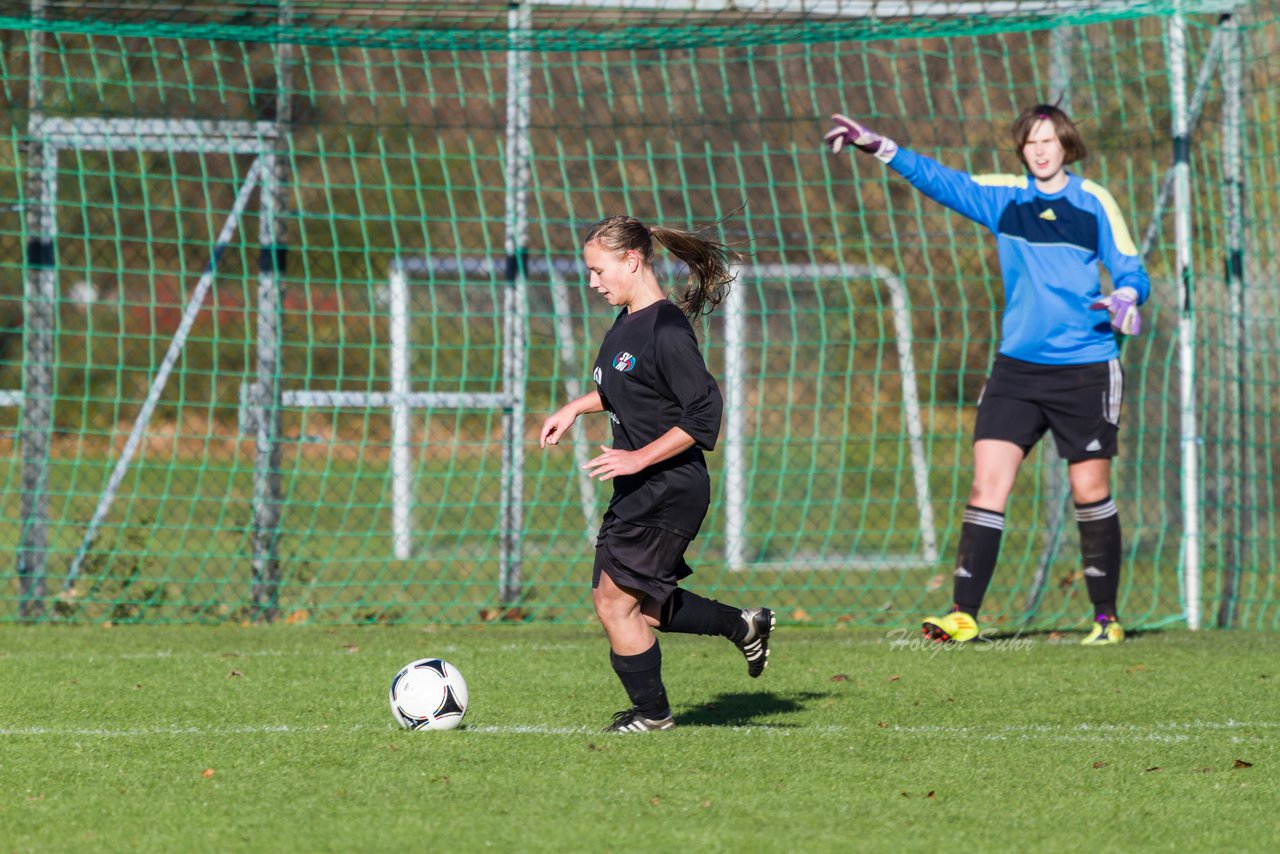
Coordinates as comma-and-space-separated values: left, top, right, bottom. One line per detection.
612, 351, 636, 372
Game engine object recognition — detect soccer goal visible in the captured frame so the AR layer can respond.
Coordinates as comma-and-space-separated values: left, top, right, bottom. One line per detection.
721, 262, 939, 572
14, 121, 283, 609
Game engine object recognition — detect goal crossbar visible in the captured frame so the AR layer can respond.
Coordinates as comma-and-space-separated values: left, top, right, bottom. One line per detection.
28, 117, 276, 153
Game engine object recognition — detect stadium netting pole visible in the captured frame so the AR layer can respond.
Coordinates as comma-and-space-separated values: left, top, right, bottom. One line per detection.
1138, 22, 1227, 259
1218, 11, 1246, 628
1169, 10, 1201, 630
17, 0, 52, 621
388, 262, 413, 561
501, 0, 534, 606
723, 265, 747, 571
250, 0, 293, 621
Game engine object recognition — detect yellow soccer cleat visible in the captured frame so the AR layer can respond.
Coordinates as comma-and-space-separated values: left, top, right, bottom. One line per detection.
921, 610, 979, 643
1081, 615, 1125, 646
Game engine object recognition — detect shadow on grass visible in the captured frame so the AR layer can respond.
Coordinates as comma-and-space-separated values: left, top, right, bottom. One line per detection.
676, 690, 830, 728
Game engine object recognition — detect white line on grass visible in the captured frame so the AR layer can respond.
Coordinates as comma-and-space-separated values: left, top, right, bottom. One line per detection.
2, 720, 1276, 741
882, 719, 1280, 744
0, 724, 381, 737
0, 647, 471, 662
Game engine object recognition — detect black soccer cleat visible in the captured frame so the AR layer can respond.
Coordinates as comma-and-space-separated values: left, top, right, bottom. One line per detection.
604, 707, 677, 733
735, 607, 775, 678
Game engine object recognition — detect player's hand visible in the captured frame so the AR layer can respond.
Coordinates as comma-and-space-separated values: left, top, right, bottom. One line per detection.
823, 114, 899, 163
583, 446, 645, 481
539, 408, 577, 448
1090, 286, 1142, 335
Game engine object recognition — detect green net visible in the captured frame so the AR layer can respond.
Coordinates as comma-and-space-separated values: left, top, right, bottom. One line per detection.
1, 0, 1275, 629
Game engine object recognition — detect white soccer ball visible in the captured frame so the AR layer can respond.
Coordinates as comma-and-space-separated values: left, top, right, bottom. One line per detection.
389, 658, 469, 731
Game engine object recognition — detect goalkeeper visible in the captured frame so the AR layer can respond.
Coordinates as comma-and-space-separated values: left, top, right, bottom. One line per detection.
825, 104, 1149, 645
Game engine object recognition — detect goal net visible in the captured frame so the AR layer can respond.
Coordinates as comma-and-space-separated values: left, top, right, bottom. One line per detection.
1, 0, 1274, 631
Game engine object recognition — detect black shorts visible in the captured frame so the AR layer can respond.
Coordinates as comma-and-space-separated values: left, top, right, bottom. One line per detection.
973, 354, 1123, 461
592, 512, 693, 605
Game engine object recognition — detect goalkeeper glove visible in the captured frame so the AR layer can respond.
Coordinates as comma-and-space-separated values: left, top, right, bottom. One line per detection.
823, 114, 899, 163
1090, 286, 1142, 336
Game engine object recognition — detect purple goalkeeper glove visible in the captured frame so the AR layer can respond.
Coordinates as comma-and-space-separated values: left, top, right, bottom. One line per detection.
1090, 286, 1142, 335
823, 114, 899, 163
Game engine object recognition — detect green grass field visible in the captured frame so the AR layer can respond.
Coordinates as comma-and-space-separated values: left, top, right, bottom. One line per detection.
2, 624, 1276, 852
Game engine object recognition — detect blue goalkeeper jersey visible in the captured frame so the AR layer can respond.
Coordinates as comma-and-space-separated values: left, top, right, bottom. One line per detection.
887, 147, 1150, 365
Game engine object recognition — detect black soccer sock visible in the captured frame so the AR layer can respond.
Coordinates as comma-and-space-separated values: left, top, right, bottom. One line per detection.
657, 589, 747, 642
610, 639, 669, 719
952, 505, 1005, 616
1077, 496, 1122, 618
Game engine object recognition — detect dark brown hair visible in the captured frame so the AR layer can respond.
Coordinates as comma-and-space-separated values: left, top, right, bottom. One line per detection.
583, 215, 741, 318
1011, 103, 1087, 167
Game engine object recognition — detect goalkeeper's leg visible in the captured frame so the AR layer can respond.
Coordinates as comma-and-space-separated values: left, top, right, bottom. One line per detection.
922, 505, 1005, 642
1040, 361, 1125, 643
924, 439, 1024, 642
1069, 459, 1125, 645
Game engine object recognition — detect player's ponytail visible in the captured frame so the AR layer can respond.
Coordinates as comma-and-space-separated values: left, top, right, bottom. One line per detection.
650, 224, 740, 318
584, 214, 742, 318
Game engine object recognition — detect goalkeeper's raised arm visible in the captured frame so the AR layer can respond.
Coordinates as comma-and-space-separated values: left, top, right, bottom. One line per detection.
825, 114, 1009, 229
824, 107, 1150, 360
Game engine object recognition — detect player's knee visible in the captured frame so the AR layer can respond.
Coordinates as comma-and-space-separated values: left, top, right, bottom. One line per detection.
968, 480, 1012, 510
1068, 461, 1112, 503
592, 583, 632, 625
1070, 480, 1110, 504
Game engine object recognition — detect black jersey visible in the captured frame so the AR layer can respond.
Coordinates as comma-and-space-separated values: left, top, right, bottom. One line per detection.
592, 300, 723, 538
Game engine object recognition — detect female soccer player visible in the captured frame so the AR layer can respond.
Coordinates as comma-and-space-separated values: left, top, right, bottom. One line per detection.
539, 215, 774, 732
824, 104, 1149, 645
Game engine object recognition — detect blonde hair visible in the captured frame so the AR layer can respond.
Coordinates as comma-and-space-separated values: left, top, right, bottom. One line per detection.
583, 215, 741, 318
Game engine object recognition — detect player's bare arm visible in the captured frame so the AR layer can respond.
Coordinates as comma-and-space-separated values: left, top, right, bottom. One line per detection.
539, 389, 604, 448
582, 426, 696, 481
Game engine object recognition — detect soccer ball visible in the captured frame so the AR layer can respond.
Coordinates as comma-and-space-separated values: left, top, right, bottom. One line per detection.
389, 658, 469, 731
